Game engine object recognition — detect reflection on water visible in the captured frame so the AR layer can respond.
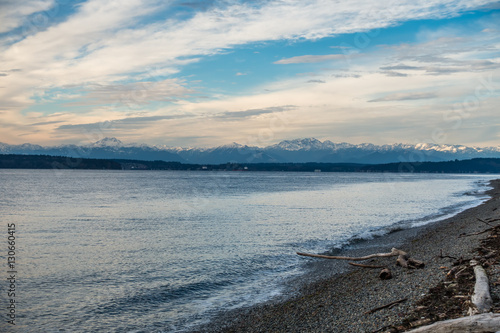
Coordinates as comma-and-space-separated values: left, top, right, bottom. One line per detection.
0, 170, 494, 332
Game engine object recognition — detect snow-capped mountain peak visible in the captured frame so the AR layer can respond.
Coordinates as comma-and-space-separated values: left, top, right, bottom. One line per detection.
218, 142, 245, 149
270, 138, 324, 151
1, 137, 500, 164
89, 137, 124, 148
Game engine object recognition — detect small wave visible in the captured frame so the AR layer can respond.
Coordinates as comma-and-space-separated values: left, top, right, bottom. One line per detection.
318, 187, 492, 253
92, 279, 236, 316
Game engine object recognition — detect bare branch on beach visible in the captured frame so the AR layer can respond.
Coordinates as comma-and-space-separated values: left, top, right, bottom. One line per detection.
477, 218, 495, 227
297, 247, 425, 281
459, 217, 500, 238
296, 247, 407, 261
459, 227, 495, 238
348, 262, 387, 269
364, 298, 407, 315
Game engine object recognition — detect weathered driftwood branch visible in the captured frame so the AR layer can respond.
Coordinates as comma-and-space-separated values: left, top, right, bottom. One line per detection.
409, 318, 432, 328
408, 258, 425, 268
477, 217, 495, 227
363, 298, 407, 315
406, 313, 500, 332
297, 248, 424, 275
469, 260, 492, 314
296, 248, 407, 261
446, 266, 467, 279
348, 262, 386, 269
396, 254, 425, 269
396, 253, 409, 267
478, 247, 496, 259
459, 226, 497, 238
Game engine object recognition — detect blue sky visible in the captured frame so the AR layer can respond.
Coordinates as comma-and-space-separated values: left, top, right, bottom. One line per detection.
0, 0, 499, 147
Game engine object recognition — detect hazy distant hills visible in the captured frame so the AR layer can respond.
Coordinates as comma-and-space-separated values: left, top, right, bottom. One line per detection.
0, 137, 183, 163
1, 137, 500, 164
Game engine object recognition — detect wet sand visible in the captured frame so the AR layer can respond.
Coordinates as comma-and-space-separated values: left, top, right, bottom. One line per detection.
192, 179, 500, 333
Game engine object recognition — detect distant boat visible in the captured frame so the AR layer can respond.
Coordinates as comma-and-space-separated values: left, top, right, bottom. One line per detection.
314, 169, 321, 172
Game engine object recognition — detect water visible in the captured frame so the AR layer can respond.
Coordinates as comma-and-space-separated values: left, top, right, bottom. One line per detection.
0, 170, 496, 332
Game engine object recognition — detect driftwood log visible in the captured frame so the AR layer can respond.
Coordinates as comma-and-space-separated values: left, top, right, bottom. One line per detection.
469, 259, 493, 314
297, 248, 424, 275
397, 257, 425, 269
406, 313, 500, 332
296, 248, 407, 261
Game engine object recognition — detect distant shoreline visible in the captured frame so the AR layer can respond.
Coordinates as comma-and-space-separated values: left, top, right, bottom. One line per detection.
1, 153, 500, 173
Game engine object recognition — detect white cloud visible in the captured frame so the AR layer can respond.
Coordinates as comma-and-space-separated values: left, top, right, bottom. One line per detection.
0, 0, 55, 33
275, 54, 345, 64
368, 92, 438, 102
65, 79, 196, 107
3, 0, 496, 84
1, 0, 499, 145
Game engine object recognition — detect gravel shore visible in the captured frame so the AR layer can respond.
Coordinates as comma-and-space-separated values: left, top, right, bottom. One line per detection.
192, 179, 500, 333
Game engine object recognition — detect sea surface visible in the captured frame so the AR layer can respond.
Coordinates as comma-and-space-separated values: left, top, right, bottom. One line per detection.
0, 170, 497, 332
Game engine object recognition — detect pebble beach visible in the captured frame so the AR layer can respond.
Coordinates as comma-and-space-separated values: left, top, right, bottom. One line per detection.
192, 179, 500, 333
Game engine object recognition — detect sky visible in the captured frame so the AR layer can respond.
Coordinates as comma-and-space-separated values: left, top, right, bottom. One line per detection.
0, 0, 499, 148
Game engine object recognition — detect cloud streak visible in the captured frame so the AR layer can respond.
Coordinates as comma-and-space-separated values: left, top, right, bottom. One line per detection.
56, 114, 195, 133
369, 92, 438, 102
214, 106, 295, 120
64, 79, 196, 107
275, 54, 345, 64
0, 0, 499, 146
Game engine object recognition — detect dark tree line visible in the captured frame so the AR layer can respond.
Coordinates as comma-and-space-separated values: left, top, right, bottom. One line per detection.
1, 154, 499, 174
0, 154, 121, 170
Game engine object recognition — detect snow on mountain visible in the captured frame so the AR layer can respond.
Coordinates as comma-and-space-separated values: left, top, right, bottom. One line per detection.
88, 137, 124, 148
18, 143, 45, 150
0, 137, 499, 164
217, 142, 245, 149
270, 138, 325, 151
266, 140, 500, 163
174, 142, 278, 164
0, 142, 10, 153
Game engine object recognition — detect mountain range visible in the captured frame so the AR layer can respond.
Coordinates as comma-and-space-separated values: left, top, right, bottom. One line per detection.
1, 137, 500, 164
